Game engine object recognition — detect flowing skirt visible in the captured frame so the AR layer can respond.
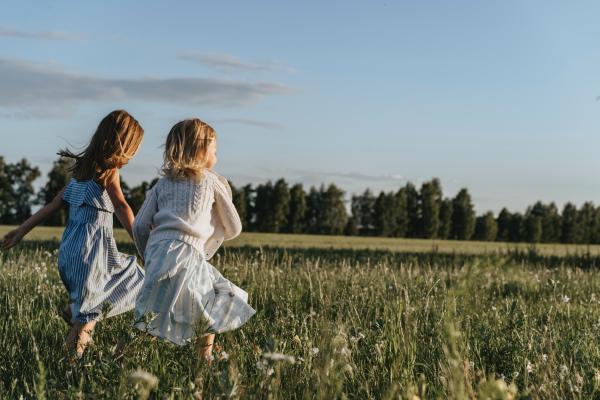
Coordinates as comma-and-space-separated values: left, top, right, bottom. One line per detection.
58, 223, 145, 323
134, 239, 255, 345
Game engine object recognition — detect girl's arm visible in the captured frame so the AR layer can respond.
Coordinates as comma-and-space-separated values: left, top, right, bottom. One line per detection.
132, 185, 158, 259
213, 175, 242, 240
1, 187, 66, 250
105, 169, 136, 240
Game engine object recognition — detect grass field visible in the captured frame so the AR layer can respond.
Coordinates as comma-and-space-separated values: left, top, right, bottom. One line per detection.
2, 228, 600, 398
2, 225, 600, 257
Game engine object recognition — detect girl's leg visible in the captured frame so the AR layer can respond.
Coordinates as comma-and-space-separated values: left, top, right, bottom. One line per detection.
65, 320, 96, 357
76, 320, 96, 357
65, 323, 80, 351
196, 333, 216, 364
60, 304, 73, 325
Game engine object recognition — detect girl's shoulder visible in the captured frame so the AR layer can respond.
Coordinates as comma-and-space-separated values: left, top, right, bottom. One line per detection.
203, 169, 228, 187
153, 174, 215, 195
63, 177, 114, 212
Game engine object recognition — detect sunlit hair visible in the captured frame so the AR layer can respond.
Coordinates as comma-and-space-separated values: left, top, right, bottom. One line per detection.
58, 110, 144, 187
162, 118, 217, 179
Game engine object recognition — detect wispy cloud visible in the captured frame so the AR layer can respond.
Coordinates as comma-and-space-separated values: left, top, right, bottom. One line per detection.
0, 58, 292, 118
269, 167, 406, 185
178, 52, 295, 73
213, 118, 285, 130
0, 26, 83, 42
245, 166, 409, 196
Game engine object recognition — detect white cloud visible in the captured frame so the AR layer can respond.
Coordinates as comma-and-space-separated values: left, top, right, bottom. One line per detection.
0, 26, 83, 41
177, 52, 295, 73
224, 166, 409, 197
0, 58, 292, 117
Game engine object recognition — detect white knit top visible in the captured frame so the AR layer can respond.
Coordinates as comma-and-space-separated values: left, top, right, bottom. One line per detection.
132, 169, 242, 260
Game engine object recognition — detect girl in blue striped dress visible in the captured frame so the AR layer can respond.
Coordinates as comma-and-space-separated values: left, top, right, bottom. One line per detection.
1, 110, 146, 357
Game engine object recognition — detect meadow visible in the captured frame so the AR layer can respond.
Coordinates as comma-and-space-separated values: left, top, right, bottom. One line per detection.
2, 227, 600, 398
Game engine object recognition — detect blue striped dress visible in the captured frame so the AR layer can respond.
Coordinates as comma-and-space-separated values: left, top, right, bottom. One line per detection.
58, 178, 145, 323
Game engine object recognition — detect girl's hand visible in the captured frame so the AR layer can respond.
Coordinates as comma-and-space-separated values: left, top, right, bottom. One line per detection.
1, 228, 24, 250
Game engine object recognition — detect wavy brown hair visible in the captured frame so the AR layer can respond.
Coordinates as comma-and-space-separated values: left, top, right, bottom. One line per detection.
59, 110, 144, 186
162, 118, 217, 179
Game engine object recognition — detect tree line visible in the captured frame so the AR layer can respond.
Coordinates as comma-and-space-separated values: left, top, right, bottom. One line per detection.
1, 155, 599, 244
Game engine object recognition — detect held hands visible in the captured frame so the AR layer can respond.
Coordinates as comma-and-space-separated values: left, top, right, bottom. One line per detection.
1, 228, 24, 250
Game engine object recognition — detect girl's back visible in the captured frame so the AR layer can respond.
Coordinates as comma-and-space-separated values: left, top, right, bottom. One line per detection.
62, 178, 114, 230
139, 171, 226, 255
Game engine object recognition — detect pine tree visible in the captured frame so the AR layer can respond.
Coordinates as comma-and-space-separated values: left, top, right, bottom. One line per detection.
438, 198, 453, 240
373, 191, 398, 237
561, 203, 580, 244
509, 212, 524, 242
474, 211, 498, 241
541, 203, 562, 243
318, 184, 347, 235
578, 202, 597, 244
242, 184, 255, 231
496, 208, 512, 242
420, 178, 442, 239
450, 188, 475, 240
350, 189, 375, 236
305, 186, 321, 234
393, 188, 409, 237
404, 183, 421, 238
286, 183, 307, 233
524, 212, 542, 243
254, 181, 275, 232
271, 178, 291, 233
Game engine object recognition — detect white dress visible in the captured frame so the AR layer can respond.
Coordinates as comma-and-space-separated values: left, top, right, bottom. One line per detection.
132, 171, 255, 345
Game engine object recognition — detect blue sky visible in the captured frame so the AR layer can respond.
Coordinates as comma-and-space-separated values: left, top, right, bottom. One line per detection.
1, 0, 599, 213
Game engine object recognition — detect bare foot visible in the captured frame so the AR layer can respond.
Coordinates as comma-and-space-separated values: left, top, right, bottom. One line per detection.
65, 320, 96, 359
196, 333, 215, 365
76, 328, 94, 358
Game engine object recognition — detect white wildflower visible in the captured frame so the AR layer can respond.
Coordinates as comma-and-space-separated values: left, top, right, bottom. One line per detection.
575, 372, 584, 388
350, 333, 365, 344
561, 295, 570, 303
560, 364, 568, 378
542, 354, 548, 362
262, 352, 296, 364
256, 359, 268, 370
527, 361, 534, 373
311, 347, 319, 356
339, 346, 351, 357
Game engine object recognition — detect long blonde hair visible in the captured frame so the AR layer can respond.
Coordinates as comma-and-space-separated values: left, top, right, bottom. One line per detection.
162, 118, 217, 179
59, 110, 144, 186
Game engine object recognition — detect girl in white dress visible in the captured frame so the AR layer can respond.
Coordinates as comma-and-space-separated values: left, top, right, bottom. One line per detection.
132, 118, 255, 361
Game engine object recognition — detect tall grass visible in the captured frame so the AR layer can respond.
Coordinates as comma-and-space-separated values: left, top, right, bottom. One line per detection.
1, 241, 600, 398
